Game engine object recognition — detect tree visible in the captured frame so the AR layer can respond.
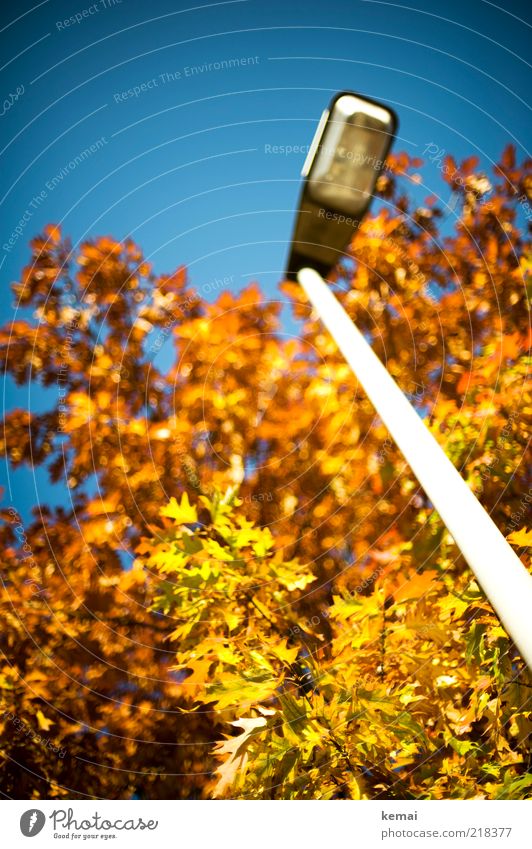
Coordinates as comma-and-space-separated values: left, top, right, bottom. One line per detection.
1, 146, 530, 799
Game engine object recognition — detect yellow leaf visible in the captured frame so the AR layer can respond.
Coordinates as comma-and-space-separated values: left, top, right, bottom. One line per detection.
507, 527, 532, 548
204, 538, 233, 561
268, 639, 299, 665
222, 609, 241, 631
347, 776, 365, 799
160, 493, 198, 524
36, 710, 53, 731
489, 625, 509, 639
252, 528, 274, 557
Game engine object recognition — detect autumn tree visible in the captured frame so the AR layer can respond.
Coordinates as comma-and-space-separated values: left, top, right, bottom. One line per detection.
1, 146, 530, 799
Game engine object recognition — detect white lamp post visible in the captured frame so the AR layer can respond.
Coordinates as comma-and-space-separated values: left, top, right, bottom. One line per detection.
288, 92, 532, 670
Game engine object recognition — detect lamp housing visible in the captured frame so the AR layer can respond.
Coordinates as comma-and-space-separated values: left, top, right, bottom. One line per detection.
286, 91, 398, 279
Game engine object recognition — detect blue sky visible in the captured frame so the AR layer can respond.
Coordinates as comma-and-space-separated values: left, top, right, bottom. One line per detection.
1, 0, 531, 516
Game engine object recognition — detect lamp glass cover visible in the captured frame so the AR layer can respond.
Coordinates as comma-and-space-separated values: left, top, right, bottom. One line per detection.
306, 94, 395, 216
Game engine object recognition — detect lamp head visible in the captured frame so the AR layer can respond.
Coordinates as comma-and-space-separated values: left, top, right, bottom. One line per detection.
286, 91, 398, 279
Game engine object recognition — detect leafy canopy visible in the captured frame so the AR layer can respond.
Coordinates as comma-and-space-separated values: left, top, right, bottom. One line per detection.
1, 145, 531, 799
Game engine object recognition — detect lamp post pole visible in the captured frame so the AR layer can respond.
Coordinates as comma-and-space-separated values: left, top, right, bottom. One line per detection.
297, 265, 532, 670
287, 90, 532, 669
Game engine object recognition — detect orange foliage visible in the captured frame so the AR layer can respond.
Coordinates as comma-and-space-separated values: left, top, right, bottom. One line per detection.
0, 146, 531, 798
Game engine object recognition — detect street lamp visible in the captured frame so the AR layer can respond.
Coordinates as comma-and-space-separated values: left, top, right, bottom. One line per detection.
287, 91, 397, 278
287, 91, 532, 670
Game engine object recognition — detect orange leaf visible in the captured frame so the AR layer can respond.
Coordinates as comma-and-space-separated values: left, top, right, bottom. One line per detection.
393, 570, 439, 603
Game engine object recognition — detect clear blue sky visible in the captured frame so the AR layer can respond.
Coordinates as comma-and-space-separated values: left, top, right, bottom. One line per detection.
1, 0, 531, 517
